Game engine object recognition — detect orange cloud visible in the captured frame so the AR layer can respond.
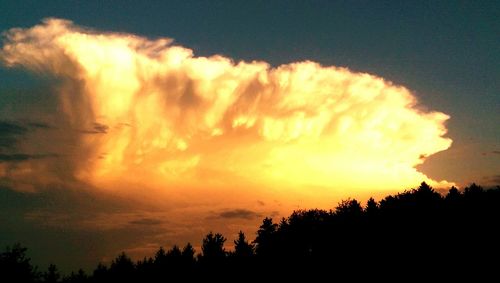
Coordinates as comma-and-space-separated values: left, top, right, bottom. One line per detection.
1, 18, 453, 204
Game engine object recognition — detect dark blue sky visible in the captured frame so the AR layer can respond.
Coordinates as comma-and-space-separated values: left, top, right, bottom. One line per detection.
0, 0, 499, 273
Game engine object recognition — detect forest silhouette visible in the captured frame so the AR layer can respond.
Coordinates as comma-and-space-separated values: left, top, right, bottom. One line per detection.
1, 182, 499, 281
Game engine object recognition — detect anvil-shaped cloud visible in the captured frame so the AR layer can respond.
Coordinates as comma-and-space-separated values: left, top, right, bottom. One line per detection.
0, 18, 452, 202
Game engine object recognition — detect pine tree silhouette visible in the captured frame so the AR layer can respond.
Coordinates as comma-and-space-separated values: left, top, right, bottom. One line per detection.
234, 231, 254, 257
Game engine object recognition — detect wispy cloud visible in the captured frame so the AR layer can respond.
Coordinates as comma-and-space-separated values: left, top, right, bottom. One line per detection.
78, 123, 109, 134
0, 121, 27, 135
0, 153, 58, 162
483, 174, 500, 185
218, 209, 262, 220
129, 218, 163, 226
0, 121, 27, 149
0, 120, 54, 149
26, 121, 53, 129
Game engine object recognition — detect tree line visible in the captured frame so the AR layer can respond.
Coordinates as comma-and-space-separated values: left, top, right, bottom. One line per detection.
2, 182, 499, 281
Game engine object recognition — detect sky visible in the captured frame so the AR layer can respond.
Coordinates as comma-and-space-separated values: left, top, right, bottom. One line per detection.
0, 1, 498, 273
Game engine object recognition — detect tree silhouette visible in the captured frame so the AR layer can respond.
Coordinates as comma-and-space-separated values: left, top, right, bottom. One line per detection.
179, 243, 196, 280
168, 245, 181, 257
254, 217, 277, 257
335, 198, 363, 217
62, 269, 87, 283
109, 252, 135, 282
42, 264, 60, 283
153, 247, 166, 265
446, 186, 461, 201
201, 232, 226, 259
233, 231, 254, 257
92, 263, 109, 283
0, 243, 39, 283
181, 243, 195, 262
365, 197, 378, 215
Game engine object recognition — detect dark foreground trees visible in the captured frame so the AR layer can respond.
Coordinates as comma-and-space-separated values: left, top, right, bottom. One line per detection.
2, 182, 499, 282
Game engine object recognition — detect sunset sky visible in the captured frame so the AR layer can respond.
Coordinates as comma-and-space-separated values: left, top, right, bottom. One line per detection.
0, 1, 498, 272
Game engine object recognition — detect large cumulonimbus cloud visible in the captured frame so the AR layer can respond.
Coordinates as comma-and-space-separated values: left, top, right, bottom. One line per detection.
0, 18, 453, 197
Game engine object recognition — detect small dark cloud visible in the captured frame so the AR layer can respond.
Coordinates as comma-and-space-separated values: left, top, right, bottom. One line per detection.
0, 120, 54, 149
0, 153, 59, 162
257, 200, 265, 206
0, 121, 27, 149
0, 137, 20, 149
93, 123, 108, 133
0, 121, 27, 135
26, 121, 53, 129
129, 218, 163, 226
79, 123, 109, 134
218, 209, 262, 220
483, 151, 500, 156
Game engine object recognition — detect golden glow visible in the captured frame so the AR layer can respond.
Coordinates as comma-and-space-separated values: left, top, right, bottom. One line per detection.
0, 19, 453, 204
